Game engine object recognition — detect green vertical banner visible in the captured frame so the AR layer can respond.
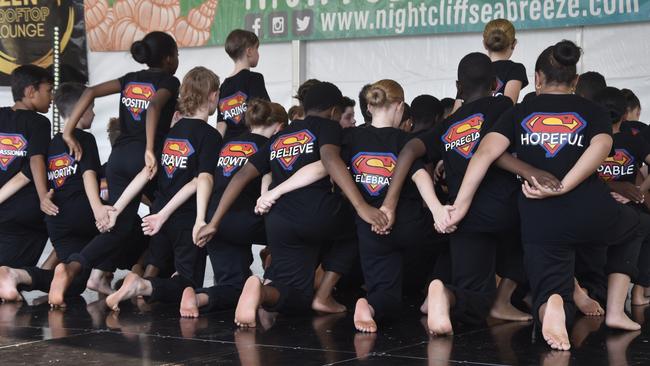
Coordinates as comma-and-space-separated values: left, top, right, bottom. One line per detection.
87, 0, 650, 51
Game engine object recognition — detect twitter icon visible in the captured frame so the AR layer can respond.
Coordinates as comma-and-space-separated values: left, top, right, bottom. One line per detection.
292, 9, 314, 37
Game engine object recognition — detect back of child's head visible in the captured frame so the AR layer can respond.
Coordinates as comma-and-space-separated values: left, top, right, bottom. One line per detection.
107, 117, 121, 146
131, 31, 177, 68
483, 19, 516, 53
295, 79, 321, 106
177, 66, 220, 116
10, 64, 53, 102
54, 82, 86, 119
365, 79, 404, 109
411, 94, 443, 127
225, 29, 259, 60
535, 40, 581, 85
303, 81, 343, 113
440, 97, 455, 117
594, 86, 626, 124
575, 71, 606, 101
358, 84, 373, 123
245, 99, 288, 128
458, 52, 495, 93
342, 96, 356, 110
621, 88, 641, 114
287, 105, 304, 121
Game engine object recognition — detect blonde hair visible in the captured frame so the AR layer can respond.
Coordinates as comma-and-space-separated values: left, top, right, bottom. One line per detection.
177, 66, 220, 116
365, 79, 404, 108
483, 19, 516, 52
245, 99, 288, 128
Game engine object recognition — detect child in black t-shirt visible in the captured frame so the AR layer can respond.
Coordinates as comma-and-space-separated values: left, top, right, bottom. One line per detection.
105, 67, 222, 310
49, 32, 180, 307
217, 29, 270, 140
575, 71, 606, 102
620, 88, 647, 137
444, 41, 643, 350
0, 65, 54, 269
483, 19, 528, 103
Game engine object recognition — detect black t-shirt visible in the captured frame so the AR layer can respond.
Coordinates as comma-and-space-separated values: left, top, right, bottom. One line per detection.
217, 69, 270, 140
0, 107, 50, 211
598, 131, 650, 183
249, 116, 341, 224
342, 126, 425, 223
419, 96, 518, 232
153, 118, 221, 217
213, 132, 268, 210
620, 120, 647, 137
493, 60, 529, 99
117, 69, 180, 148
47, 130, 101, 202
491, 93, 620, 243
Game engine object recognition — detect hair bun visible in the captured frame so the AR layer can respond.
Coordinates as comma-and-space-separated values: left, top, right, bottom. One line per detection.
552, 40, 581, 67
486, 29, 507, 52
367, 87, 387, 107
130, 40, 151, 64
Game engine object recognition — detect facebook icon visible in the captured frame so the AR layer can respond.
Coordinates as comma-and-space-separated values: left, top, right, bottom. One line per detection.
245, 13, 263, 38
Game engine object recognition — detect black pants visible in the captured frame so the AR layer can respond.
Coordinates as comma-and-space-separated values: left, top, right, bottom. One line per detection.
526, 204, 642, 327
634, 210, 650, 287
0, 192, 47, 267
148, 275, 195, 304
21, 266, 91, 297
263, 208, 356, 314
357, 211, 435, 320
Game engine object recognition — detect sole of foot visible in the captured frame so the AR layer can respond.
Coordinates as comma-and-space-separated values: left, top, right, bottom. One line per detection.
353, 298, 377, 333
234, 277, 261, 328
427, 280, 453, 336
542, 294, 571, 351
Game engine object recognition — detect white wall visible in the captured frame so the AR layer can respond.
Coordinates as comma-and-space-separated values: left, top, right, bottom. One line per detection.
0, 22, 649, 163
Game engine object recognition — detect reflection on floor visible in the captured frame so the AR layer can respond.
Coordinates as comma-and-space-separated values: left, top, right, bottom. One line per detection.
0, 290, 649, 365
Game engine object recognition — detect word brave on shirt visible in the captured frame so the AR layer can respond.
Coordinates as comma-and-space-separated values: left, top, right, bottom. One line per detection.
0, 133, 27, 170
161, 138, 195, 178
351, 152, 397, 196
442, 113, 484, 159
270, 129, 316, 170
521, 112, 586, 157
47, 153, 77, 188
219, 92, 248, 125
122, 82, 156, 121
598, 149, 635, 181
218, 142, 258, 177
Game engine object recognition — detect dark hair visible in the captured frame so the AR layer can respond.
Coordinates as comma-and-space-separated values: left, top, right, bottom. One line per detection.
594, 87, 626, 124
621, 88, 641, 112
358, 84, 373, 123
303, 81, 343, 113
535, 40, 582, 85
107, 117, 121, 147
287, 105, 304, 120
411, 94, 443, 129
54, 82, 86, 119
294, 79, 321, 105
130, 31, 177, 68
458, 52, 495, 94
342, 96, 356, 109
440, 97, 455, 115
10, 64, 53, 102
225, 29, 259, 60
245, 99, 288, 128
575, 71, 606, 101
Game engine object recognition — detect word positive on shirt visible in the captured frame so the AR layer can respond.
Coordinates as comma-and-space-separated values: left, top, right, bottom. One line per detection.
270, 129, 316, 170
47, 153, 77, 188
122, 82, 156, 121
219, 92, 248, 125
598, 149, 635, 181
521, 112, 586, 157
351, 152, 397, 196
0, 133, 27, 170
442, 113, 484, 159
161, 138, 195, 178
218, 141, 258, 177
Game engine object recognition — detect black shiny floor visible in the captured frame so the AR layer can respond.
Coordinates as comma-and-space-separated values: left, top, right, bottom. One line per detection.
1, 290, 650, 365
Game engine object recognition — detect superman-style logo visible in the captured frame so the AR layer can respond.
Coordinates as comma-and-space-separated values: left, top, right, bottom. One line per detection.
0, 133, 27, 171
270, 129, 316, 171
219, 92, 248, 125
351, 152, 397, 196
161, 138, 195, 178
493, 78, 504, 96
122, 82, 156, 121
218, 141, 258, 177
47, 153, 77, 188
441, 113, 484, 159
521, 112, 587, 158
598, 149, 635, 181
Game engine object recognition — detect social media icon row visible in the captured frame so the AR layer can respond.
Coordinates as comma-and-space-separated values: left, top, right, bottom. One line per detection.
244, 10, 314, 39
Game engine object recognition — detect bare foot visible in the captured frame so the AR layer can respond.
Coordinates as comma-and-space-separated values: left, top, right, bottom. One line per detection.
606, 311, 642, 331
490, 301, 533, 322
49, 263, 73, 307
86, 274, 114, 296
631, 285, 650, 306
353, 298, 377, 333
234, 276, 262, 328
574, 285, 604, 316
0, 267, 24, 302
420, 295, 428, 314
353, 332, 377, 359
541, 294, 570, 351
427, 280, 453, 336
312, 295, 346, 314
180, 287, 199, 318
105, 273, 149, 311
